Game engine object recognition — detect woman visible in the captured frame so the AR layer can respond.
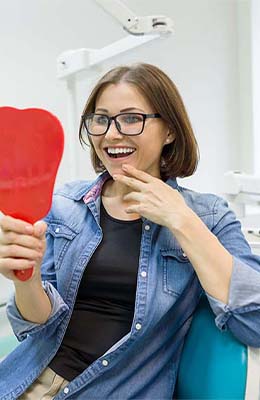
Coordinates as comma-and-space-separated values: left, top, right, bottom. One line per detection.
0, 63, 260, 400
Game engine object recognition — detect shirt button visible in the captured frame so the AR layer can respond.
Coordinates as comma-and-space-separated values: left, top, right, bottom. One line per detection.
144, 224, 150, 231
135, 323, 142, 330
63, 387, 69, 394
55, 228, 60, 233
141, 271, 147, 278
102, 359, 109, 366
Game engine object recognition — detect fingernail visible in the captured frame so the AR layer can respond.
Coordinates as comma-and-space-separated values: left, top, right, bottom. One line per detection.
113, 175, 118, 180
38, 228, 44, 236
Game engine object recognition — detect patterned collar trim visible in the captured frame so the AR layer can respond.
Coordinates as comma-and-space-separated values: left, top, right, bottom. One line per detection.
83, 172, 111, 204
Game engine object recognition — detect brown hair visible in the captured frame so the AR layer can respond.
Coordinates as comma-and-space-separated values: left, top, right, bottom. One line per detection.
79, 63, 199, 180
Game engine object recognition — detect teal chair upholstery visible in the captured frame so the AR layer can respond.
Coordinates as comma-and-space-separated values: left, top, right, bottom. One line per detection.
175, 295, 250, 399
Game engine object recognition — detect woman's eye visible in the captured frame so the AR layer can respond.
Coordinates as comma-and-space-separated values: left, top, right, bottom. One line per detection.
95, 116, 108, 125
123, 115, 142, 124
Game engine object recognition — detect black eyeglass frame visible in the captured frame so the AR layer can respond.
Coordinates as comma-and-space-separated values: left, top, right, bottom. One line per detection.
81, 112, 161, 136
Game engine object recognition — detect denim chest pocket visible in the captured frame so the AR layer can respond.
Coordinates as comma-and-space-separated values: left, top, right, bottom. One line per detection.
161, 249, 194, 297
47, 223, 78, 270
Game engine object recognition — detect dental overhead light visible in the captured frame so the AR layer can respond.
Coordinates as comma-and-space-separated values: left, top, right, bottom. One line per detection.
95, 0, 173, 36
57, 0, 173, 79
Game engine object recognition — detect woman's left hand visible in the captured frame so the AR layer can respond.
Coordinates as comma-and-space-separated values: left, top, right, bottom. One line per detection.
113, 164, 192, 230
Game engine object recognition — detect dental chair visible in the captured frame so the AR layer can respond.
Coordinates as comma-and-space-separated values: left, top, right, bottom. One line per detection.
175, 295, 260, 399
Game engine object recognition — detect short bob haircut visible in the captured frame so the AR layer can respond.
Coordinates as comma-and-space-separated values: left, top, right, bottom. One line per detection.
79, 63, 199, 181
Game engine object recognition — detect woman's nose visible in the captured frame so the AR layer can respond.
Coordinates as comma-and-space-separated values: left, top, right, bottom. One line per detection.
105, 119, 123, 139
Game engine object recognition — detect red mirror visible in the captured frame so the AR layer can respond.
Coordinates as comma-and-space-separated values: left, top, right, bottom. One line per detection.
0, 107, 64, 280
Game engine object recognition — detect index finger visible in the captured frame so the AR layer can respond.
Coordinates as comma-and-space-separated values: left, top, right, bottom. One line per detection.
113, 174, 144, 191
0, 215, 34, 235
122, 164, 154, 183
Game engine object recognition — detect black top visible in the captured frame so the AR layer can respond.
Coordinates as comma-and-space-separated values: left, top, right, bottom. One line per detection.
49, 201, 142, 381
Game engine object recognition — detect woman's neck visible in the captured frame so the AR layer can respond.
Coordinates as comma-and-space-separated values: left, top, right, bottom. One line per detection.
102, 178, 132, 200
101, 179, 141, 220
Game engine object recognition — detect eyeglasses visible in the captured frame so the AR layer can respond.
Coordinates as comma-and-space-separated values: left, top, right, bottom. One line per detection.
81, 112, 161, 136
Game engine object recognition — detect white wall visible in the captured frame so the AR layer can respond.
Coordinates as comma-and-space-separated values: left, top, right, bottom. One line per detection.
251, 0, 260, 174
0, 0, 256, 300
237, 0, 260, 175
237, 0, 254, 174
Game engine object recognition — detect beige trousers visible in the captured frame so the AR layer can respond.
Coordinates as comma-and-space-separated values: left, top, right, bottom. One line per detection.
19, 367, 70, 400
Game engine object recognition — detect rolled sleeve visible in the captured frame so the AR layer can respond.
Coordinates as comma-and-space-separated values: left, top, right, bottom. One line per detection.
6, 280, 69, 341
206, 257, 260, 346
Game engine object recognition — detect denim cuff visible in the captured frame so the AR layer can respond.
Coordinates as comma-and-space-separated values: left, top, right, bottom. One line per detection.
206, 256, 260, 330
6, 281, 69, 341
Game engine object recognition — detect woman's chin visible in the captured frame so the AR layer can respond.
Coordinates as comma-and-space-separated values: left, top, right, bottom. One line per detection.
108, 165, 130, 176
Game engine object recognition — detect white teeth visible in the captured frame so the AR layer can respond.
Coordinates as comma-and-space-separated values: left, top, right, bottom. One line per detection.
107, 147, 136, 154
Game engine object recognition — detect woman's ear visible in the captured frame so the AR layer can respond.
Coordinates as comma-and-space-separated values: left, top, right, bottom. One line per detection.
165, 131, 175, 145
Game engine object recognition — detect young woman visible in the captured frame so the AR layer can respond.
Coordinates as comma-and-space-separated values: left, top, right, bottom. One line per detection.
0, 63, 260, 400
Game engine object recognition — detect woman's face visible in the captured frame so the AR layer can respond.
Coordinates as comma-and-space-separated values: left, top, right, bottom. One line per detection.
90, 82, 173, 179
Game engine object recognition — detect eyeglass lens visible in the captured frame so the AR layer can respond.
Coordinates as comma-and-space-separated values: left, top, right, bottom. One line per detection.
85, 113, 145, 135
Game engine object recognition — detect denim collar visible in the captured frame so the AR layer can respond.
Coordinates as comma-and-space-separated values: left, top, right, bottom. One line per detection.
82, 171, 179, 204
64, 171, 179, 204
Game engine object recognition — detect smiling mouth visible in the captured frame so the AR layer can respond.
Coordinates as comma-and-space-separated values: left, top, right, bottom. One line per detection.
105, 148, 136, 159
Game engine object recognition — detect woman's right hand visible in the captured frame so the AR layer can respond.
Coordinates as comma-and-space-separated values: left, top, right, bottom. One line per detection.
0, 215, 47, 283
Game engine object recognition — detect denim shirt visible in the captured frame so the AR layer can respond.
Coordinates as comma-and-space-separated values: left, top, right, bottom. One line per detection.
1, 172, 260, 400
